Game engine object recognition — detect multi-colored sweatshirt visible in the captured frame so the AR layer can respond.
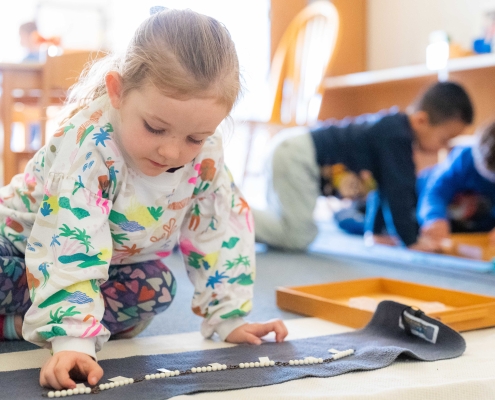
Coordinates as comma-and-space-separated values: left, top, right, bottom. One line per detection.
0, 95, 255, 359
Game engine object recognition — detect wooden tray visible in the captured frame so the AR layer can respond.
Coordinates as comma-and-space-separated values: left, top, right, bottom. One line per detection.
276, 277, 495, 332
441, 233, 495, 261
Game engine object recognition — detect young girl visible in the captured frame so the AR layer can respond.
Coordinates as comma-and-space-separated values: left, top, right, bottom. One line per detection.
0, 7, 288, 390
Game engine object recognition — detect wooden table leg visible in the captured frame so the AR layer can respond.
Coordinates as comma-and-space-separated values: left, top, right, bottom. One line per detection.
1, 70, 16, 185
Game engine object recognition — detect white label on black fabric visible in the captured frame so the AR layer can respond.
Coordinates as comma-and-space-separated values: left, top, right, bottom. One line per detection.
399, 310, 439, 344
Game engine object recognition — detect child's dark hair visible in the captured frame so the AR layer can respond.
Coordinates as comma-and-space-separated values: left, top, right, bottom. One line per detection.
411, 81, 474, 125
475, 120, 495, 172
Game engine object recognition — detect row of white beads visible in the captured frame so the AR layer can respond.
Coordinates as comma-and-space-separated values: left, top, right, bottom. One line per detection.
332, 349, 354, 360
99, 378, 135, 390
191, 364, 227, 373
239, 360, 275, 368
289, 358, 324, 365
145, 370, 180, 380
47, 387, 91, 397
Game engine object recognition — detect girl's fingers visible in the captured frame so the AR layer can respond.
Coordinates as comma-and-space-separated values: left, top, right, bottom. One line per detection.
272, 320, 289, 342
246, 320, 289, 342
77, 358, 103, 386
244, 332, 262, 345
53, 358, 76, 389
40, 358, 58, 389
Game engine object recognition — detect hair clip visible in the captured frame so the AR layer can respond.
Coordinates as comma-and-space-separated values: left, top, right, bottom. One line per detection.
150, 6, 167, 15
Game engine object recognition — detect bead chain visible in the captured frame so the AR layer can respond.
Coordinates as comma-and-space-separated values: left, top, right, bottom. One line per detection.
44, 350, 354, 397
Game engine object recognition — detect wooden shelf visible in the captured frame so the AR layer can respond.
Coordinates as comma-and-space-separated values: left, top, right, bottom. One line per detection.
322, 53, 495, 90
318, 54, 495, 136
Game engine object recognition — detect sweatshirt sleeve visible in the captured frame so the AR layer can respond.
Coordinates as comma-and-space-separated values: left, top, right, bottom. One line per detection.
417, 147, 470, 227
179, 149, 255, 341
375, 134, 418, 246
22, 128, 115, 359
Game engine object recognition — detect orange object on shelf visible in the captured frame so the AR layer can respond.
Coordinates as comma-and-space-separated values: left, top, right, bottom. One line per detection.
277, 277, 495, 332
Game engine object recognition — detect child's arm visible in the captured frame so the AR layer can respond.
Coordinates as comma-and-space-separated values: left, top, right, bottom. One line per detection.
21, 133, 115, 387
180, 141, 286, 343
373, 134, 418, 246
417, 147, 471, 230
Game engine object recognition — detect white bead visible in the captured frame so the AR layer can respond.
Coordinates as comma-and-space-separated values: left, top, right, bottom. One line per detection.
73, 388, 79, 395
249, 362, 255, 368
294, 360, 299, 365
201, 366, 207, 372
255, 362, 260, 367
318, 358, 323, 363
85, 388, 91, 394
155, 373, 160, 379
158, 373, 164, 378
206, 366, 212, 372
289, 360, 294, 365
239, 363, 244, 368
212, 365, 218, 371
165, 371, 171, 377
61, 390, 67, 397
48, 392, 55, 398
67, 389, 73, 396
54, 392, 61, 398
110, 382, 115, 388
129, 379, 134, 384
270, 360, 275, 366
104, 383, 110, 390
304, 359, 309, 365
145, 375, 150, 380
99, 384, 105, 391
115, 381, 121, 387
223, 364, 227, 370
191, 367, 197, 373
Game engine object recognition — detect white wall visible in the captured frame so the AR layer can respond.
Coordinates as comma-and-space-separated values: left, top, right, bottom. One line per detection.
367, 0, 495, 70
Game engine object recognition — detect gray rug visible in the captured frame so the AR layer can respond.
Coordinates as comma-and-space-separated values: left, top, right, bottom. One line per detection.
1, 301, 465, 399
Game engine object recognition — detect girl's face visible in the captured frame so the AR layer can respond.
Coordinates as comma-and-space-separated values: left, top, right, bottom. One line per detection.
106, 72, 229, 177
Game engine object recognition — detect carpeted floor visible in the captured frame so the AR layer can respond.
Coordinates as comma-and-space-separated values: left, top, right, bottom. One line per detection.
2, 223, 495, 355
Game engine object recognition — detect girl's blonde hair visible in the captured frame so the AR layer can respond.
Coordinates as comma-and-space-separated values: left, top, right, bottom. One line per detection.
64, 8, 241, 121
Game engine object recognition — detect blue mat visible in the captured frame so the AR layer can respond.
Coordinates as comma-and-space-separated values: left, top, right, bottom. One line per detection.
310, 222, 495, 274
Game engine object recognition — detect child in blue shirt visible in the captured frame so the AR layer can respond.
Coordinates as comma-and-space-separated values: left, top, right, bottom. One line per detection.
417, 120, 495, 249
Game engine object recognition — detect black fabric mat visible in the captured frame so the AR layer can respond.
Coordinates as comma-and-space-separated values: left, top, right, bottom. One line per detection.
0, 301, 465, 399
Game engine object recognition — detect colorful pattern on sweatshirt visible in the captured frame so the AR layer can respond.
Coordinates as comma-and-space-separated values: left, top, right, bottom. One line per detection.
0, 95, 255, 357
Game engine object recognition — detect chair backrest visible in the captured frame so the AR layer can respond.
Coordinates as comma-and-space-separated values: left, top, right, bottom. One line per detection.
42, 50, 106, 92
39, 50, 106, 146
269, 1, 340, 126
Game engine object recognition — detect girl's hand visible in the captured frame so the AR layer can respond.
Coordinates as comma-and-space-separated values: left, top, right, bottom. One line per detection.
225, 320, 288, 345
40, 351, 103, 390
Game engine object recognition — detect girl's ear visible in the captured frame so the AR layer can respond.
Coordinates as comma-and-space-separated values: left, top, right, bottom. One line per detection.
106, 71, 123, 109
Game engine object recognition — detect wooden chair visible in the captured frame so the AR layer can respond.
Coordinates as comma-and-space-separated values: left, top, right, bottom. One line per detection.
242, 1, 340, 184
268, 1, 340, 126
4, 50, 104, 183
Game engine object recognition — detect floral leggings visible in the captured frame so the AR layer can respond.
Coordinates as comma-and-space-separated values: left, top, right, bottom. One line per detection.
0, 235, 176, 335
